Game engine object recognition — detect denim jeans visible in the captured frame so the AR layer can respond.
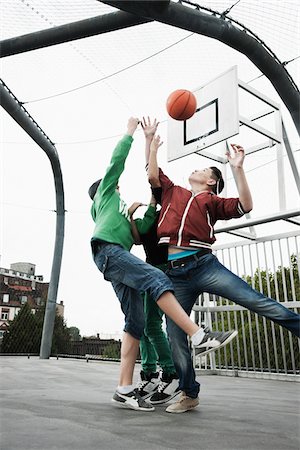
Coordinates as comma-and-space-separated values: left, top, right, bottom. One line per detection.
166, 252, 300, 398
92, 242, 174, 340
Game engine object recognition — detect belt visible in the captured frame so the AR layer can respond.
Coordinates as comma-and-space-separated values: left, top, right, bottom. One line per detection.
168, 249, 211, 269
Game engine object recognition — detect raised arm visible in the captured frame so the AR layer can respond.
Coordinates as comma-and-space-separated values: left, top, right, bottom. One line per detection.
141, 116, 159, 166
148, 134, 163, 188
99, 117, 140, 197
226, 144, 253, 213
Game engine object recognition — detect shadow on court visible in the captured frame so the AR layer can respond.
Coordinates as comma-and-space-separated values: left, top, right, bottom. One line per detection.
1, 357, 299, 450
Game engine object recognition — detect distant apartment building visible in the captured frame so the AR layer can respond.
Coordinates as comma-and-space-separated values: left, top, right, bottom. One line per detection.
0, 262, 64, 339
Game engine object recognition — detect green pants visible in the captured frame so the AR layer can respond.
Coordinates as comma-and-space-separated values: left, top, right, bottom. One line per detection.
139, 265, 176, 375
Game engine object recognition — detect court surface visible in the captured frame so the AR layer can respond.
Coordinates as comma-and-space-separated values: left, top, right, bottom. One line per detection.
1, 357, 299, 450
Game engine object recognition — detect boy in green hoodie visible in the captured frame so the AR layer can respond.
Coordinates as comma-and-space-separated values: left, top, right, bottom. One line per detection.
89, 117, 236, 412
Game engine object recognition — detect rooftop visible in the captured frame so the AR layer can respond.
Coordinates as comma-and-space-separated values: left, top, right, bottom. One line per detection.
1, 356, 299, 450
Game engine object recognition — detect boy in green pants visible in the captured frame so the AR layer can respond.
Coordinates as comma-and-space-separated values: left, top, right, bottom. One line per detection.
136, 117, 178, 404
133, 198, 179, 405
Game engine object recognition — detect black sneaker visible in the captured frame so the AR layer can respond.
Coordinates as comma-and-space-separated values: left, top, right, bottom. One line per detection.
112, 388, 155, 411
136, 371, 160, 398
194, 329, 238, 357
149, 372, 180, 405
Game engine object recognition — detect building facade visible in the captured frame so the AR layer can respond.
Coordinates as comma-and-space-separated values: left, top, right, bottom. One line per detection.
0, 262, 64, 339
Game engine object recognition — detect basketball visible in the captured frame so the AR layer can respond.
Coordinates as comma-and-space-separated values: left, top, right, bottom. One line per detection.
166, 89, 197, 121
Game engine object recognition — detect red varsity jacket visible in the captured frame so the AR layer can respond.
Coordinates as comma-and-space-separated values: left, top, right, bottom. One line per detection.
158, 168, 245, 250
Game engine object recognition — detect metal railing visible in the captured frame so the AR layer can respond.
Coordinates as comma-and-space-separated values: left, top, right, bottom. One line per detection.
193, 230, 300, 379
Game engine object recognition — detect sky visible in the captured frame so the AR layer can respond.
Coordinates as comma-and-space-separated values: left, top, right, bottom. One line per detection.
0, 0, 299, 339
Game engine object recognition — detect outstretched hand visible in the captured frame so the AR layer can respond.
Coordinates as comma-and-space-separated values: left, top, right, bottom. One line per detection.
127, 117, 140, 136
150, 134, 163, 153
141, 116, 159, 139
226, 144, 245, 168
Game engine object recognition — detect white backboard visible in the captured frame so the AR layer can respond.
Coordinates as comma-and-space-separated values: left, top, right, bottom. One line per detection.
168, 66, 239, 162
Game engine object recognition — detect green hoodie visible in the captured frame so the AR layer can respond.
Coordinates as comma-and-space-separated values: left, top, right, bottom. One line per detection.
91, 134, 156, 251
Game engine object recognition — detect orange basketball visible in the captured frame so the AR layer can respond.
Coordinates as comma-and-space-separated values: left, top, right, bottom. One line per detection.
166, 89, 197, 121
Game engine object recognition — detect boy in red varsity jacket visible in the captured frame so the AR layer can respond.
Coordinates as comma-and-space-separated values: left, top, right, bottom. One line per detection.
147, 133, 300, 414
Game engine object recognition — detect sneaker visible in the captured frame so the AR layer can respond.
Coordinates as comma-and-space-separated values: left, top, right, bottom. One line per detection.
136, 371, 160, 398
112, 388, 155, 411
165, 392, 199, 414
149, 372, 180, 405
194, 329, 238, 358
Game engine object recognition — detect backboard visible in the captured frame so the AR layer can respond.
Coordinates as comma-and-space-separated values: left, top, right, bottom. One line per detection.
167, 66, 239, 162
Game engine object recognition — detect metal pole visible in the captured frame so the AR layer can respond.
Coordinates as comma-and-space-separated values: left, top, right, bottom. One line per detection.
281, 120, 300, 196
0, 11, 151, 57
274, 111, 286, 211
0, 79, 65, 359
215, 209, 300, 234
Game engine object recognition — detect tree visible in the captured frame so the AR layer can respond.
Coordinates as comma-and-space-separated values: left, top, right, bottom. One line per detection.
1, 303, 72, 355
102, 342, 121, 359
68, 326, 81, 341
1, 303, 40, 353
244, 254, 299, 301
211, 255, 299, 373
35, 304, 71, 354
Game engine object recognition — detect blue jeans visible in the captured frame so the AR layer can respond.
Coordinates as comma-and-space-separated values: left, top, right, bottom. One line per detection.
166, 252, 300, 398
92, 242, 174, 340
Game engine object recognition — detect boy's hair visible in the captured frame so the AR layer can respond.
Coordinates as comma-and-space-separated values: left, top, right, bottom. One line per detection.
88, 179, 102, 200
210, 167, 224, 194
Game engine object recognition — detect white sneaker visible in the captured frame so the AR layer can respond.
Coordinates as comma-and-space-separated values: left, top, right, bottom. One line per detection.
112, 389, 155, 411
149, 372, 180, 404
136, 370, 160, 398
194, 329, 238, 357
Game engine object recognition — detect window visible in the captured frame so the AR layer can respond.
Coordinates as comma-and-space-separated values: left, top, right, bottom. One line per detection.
20, 296, 27, 305
1, 310, 9, 320
0, 331, 4, 338
3, 294, 9, 303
